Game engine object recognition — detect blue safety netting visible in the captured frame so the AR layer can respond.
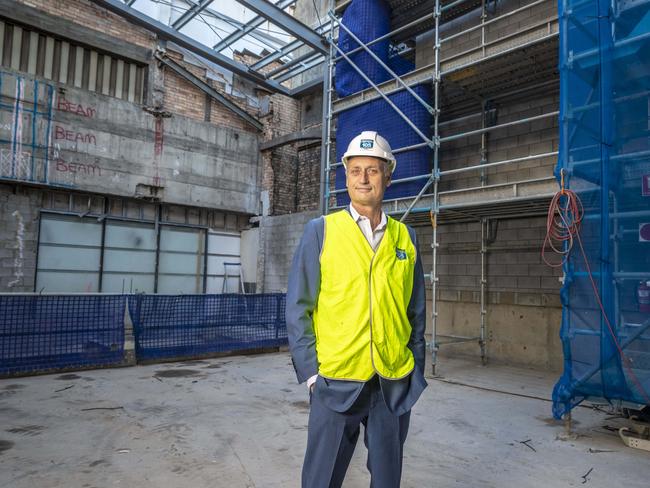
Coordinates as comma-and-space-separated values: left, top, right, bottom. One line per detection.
552, 0, 650, 418
334, 0, 433, 206
129, 294, 287, 361
0, 295, 126, 375
336, 0, 392, 96
335, 86, 433, 206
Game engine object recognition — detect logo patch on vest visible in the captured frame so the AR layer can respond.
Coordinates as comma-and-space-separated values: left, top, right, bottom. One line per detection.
360, 139, 374, 149
395, 248, 407, 260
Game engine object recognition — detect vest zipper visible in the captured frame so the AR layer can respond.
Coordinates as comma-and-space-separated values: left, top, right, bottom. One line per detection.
368, 253, 379, 376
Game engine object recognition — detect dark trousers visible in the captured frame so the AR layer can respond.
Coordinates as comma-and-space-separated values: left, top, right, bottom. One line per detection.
302, 376, 411, 488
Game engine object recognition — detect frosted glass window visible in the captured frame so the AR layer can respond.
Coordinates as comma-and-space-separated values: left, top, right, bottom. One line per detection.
102, 221, 156, 293
36, 214, 101, 292
206, 231, 241, 293
157, 226, 205, 294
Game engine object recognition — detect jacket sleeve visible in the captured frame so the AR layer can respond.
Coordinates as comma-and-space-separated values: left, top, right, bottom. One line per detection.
407, 226, 427, 375
286, 217, 323, 383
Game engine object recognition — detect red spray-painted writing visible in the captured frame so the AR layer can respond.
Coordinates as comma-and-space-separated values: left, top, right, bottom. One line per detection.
55, 159, 103, 177
57, 96, 96, 118
55, 126, 96, 145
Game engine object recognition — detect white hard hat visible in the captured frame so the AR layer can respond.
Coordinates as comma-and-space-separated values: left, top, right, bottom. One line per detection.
342, 131, 396, 174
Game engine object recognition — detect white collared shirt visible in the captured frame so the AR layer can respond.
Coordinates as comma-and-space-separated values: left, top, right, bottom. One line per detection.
306, 204, 388, 390
348, 203, 387, 252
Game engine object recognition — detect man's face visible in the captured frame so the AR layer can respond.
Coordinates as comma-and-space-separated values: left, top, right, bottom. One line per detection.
345, 156, 391, 208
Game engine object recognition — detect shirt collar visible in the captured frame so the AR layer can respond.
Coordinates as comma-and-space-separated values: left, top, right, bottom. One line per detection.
349, 204, 387, 230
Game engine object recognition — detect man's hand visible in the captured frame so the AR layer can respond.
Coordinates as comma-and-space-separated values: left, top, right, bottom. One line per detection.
307, 374, 317, 393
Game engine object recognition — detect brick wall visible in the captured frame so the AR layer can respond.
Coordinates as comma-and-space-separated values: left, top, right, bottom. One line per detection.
162, 51, 260, 132
22, 1, 262, 133
161, 51, 207, 122
19, 0, 155, 49
296, 143, 321, 212
261, 94, 301, 215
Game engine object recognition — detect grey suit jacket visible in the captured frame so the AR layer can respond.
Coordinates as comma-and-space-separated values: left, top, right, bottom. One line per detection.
286, 210, 427, 416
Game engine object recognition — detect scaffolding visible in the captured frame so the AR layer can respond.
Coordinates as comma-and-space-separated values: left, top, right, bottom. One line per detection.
88, 0, 562, 373
320, 0, 561, 373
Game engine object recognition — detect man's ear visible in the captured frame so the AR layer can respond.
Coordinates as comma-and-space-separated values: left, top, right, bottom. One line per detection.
385, 173, 392, 187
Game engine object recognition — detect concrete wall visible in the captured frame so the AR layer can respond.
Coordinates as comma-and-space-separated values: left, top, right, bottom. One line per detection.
257, 211, 319, 293
0, 68, 260, 214
0, 0, 270, 292
0, 184, 40, 292
291, 0, 327, 89
1, 0, 263, 215
42, 79, 258, 213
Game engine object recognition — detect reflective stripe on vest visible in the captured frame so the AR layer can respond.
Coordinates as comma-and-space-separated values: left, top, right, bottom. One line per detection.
313, 210, 416, 381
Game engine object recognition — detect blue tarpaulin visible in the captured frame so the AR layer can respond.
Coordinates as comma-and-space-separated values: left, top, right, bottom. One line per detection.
334, 0, 433, 206
552, 0, 650, 417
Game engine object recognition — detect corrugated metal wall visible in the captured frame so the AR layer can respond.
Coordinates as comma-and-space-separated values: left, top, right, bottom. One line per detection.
0, 19, 145, 103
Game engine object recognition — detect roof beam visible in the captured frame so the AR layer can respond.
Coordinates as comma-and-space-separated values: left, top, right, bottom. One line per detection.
259, 127, 322, 150
273, 54, 323, 82
204, 6, 288, 49
172, 0, 214, 31
265, 49, 319, 78
214, 0, 296, 52
90, 0, 290, 95
155, 53, 263, 131
233, 0, 327, 54
250, 19, 331, 71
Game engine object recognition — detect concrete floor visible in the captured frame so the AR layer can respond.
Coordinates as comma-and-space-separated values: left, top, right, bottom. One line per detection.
1, 353, 648, 488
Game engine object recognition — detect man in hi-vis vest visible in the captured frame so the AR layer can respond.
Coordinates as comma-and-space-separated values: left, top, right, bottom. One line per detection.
287, 130, 427, 488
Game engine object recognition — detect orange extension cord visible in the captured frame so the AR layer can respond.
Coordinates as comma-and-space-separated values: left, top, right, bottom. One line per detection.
543, 170, 650, 405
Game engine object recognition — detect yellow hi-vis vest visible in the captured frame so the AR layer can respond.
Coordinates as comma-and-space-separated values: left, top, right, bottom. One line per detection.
313, 209, 416, 381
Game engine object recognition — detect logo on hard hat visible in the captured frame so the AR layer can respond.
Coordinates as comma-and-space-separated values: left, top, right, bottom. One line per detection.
360, 139, 374, 149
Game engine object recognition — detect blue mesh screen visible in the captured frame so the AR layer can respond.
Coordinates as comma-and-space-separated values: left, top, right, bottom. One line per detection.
0, 295, 126, 375
334, 0, 432, 206
130, 294, 287, 361
335, 85, 433, 206
552, 0, 650, 418
335, 0, 392, 97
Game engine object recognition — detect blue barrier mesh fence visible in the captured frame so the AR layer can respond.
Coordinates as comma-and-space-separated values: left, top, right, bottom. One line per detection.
552, 0, 650, 417
0, 295, 126, 375
334, 0, 433, 206
129, 294, 287, 361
